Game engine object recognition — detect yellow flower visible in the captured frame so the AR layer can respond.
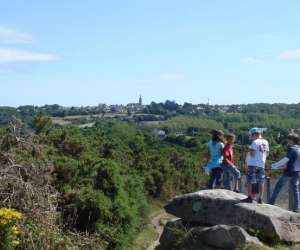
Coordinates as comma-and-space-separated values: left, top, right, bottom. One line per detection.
0, 208, 22, 223
11, 225, 19, 235
11, 240, 20, 246
0, 208, 22, 247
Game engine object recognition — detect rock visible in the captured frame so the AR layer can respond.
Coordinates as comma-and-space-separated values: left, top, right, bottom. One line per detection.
157, 218, 215, 250
164, 189, 300, 243
158, 219, 264, 250
158, 218, 185, 248
191, 224, 263, 249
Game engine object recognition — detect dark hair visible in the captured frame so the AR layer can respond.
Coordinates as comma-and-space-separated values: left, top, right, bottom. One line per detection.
212, 130, 224, 143
225, 133, 236, 140
287, 133, 300, 145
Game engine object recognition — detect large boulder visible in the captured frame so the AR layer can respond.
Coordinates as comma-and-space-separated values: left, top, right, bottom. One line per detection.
157, 218, 216, 250
164, 189, 300, 243
158, 219, 264, 250
191, 224, 263, 249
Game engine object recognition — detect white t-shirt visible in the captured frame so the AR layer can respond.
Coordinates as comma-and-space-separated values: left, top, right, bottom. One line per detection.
247, 138, 269, 168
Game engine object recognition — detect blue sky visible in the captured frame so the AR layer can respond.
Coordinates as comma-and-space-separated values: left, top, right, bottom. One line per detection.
1, 1, 300, 106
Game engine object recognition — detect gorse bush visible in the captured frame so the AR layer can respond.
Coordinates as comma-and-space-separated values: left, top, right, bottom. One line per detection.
0, 208, 22, 250
60, 160, 148, 249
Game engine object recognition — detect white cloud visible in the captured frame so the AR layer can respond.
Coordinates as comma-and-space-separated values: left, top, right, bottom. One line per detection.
0, 26, 32, 44
279, 49, 300, 60
242, 57, 260, 65
0, 48, 58, 63
160, 72, 185, 81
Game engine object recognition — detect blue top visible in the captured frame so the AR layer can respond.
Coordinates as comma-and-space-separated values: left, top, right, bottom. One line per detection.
207, 140, 224, 170
285, 145, 300, 176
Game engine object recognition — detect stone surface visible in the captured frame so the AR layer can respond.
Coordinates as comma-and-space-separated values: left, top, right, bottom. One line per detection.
157, 219, 264, 250
157, 218, 214, 250
158, 218, 185, 248
191, 224, 263, 249
164, 189, 300, 243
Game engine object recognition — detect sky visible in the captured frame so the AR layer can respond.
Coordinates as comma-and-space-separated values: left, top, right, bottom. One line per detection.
1, 1, 300, 106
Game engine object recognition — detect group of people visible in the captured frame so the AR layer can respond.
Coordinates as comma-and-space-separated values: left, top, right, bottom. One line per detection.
206, 127, 300, 212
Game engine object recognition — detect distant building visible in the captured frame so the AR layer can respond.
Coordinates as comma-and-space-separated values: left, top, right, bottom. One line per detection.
152, 129, 166, 139
127, 95, 144, 113
109, 104, 126, 113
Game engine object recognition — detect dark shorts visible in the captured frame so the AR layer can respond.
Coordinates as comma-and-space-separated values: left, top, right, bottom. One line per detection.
247, 166, 265, 184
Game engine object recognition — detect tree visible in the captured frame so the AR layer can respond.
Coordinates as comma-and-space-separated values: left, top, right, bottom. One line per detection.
32, 113, 52, 134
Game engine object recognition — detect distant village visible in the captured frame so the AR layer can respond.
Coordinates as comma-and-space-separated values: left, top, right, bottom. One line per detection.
39, 96, 245, 117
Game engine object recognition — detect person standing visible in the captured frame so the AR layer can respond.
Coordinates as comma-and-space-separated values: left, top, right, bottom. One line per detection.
241, 128, 269, 203
207, 130, 225, 189
221, 133, 241, 192
269, 134, 300, 212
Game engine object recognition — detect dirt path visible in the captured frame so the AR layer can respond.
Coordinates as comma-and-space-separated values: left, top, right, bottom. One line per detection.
147, 211, 172, 250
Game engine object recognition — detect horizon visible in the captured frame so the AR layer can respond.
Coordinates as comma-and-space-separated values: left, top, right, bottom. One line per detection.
1, 1, 300, 106
2, 99, 300, 108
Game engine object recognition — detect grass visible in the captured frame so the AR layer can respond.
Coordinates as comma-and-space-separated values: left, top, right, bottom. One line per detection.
236, 242, 300, 250
273, 244, 300, 250
130, 224, 159, 250
130, 200, 166, 250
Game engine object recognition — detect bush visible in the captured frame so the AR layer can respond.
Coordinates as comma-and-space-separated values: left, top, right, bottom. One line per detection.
60, 160, 148, 249
0, 208, 22, 250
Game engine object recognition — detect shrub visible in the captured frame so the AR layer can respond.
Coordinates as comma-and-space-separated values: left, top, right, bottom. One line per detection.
0, 208, 22, 250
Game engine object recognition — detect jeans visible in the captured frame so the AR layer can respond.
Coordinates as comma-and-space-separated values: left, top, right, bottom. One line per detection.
207, 167, 223, 189
269, 174, 300, 212
247, 166, 265, 184
221, 164, 241, 190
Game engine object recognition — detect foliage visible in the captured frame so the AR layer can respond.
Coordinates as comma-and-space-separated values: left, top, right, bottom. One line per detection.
0, 102, 300, 249
0, 208, 22, 250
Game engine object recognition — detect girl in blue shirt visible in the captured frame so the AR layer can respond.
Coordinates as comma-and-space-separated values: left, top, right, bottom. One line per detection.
207, 130, 225, 189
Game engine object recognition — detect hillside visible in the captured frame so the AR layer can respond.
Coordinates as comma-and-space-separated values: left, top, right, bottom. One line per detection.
0, 102, 299, 249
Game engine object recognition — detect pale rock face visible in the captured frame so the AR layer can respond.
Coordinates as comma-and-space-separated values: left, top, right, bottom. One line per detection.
164, 189, 300, 243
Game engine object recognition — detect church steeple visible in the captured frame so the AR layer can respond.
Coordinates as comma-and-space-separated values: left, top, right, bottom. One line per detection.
139, 95, 142, 106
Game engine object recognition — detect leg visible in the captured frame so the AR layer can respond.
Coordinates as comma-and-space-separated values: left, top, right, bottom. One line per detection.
247, 166, 255, 198
229, 166, 241, 191
269, 175, 288, 205
223, 168, 231, 190
258, 182, 264, 201
257, 167, 266, 201
214, 167, 223, 188
247, 183, 253, 198
207, 169, 216, 189
290, 176, 300, 212
241, 166, 254, 202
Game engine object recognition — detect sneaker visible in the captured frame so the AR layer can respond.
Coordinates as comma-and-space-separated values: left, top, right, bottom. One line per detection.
240, 197, 253, 203
258, 198, 263, 204
234, 189, 240, 193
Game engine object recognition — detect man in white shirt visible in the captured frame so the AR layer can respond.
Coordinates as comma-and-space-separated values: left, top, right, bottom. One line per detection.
241, 128, 269, 203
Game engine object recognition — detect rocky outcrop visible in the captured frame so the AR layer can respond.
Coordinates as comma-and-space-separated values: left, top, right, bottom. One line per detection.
190, 224, 263, 249
157, 218, 264, 250
164, 189, 300, 243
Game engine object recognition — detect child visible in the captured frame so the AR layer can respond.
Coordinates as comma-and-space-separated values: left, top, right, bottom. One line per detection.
207, 130, 225, 189
269, 133, 300, 212
241, 128, 269, 203
221, 133, 241, 192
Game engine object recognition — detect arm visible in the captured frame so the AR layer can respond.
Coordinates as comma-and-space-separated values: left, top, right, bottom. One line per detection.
249, 141, 257, 156
224, 158, 234, 166
204, 146, 210, 164
223, 151, 234, 166
271, 157, 289, 169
